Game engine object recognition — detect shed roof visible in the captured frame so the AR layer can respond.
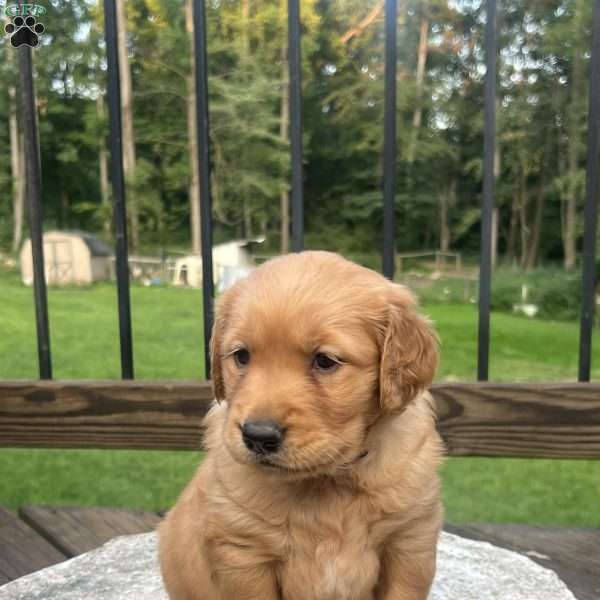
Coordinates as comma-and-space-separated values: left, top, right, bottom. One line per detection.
50, 231, 114, 257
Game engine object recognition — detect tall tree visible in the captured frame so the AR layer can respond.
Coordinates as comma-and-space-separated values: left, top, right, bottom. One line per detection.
185, 0, 202, 254
8, 55, 24, 253
407, 5, 429, 164
96, 91, 111, 240
116, 0, 139, 250
563, 0, 585, 271
279, 40, 290, 254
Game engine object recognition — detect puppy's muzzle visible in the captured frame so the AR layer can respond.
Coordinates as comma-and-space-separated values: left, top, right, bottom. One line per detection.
241, 420, 285, 455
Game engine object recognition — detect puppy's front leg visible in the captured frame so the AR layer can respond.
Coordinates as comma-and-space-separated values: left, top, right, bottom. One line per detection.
376, 549, 436, 600
211, 545, 280, 600
375, 524, 440, 600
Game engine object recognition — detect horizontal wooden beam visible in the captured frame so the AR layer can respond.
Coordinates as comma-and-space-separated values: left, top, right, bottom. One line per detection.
434, 382, 600, 458
0, 381, 213, 451
0, 381, 599, 458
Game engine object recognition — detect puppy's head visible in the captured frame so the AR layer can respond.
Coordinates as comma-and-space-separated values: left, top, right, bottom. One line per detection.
211, 251, 437, 477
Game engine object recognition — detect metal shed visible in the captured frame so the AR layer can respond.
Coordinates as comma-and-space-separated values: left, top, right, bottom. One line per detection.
20, 230, 113, 286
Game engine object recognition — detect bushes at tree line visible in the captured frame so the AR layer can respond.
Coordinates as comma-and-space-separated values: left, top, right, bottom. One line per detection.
417, 265, 596, 323
490, 268, 584, 321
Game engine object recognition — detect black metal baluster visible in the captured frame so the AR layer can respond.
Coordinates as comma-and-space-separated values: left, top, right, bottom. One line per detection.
19, 45, 52, 379
192, 0, 214, 378
578, 0, 600, 381
382, 0, 397, 279
477, 0, 497, 381
103, 0, 134, 379
288, 0, 304, 252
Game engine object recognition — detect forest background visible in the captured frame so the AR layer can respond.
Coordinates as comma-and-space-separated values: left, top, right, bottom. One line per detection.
0, 0, 596, 279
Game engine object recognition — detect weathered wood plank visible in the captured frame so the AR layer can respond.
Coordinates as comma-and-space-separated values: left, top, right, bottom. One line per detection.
0, 381, 212, 450
0, 506, 66, 584
445, 523, 600, 600
1, 381, 600, 457
19, 506, 162, 557
435, 383, 600, 458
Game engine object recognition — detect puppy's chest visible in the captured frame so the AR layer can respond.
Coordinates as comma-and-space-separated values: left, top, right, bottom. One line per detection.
277, 500, 382, 600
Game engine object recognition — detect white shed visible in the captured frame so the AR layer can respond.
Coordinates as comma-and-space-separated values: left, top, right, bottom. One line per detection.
172, 238, 263, 289
20, 230, 113, 286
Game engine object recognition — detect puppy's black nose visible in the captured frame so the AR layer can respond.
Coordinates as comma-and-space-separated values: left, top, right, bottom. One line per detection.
241, 420, 284, 455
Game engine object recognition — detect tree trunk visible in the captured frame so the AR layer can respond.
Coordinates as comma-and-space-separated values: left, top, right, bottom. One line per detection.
519, 164, 529, 269
99, 145, 111, 238
279, 41, 290, 254
491, 208, 499, 270
116, 0, 139, 250
185, 0, 202, 254
564, 115, 579, 272
407, 13, 429, 164
61, 189, 70, 229
241, 0, 250, 48
492, 104, 500, 269
96, 93, 111, 240
413, 16, 429, 131
507, 179, 519, 265
558, 150, 567, 260
9, 82, 25, 254
525, 179, 546, 271
241, 0, 253, 239
439, 178, 454, 253
340, 1, 384, 44
563, 0, 584, 272
439, 191, 449, 253
525, 95, 554, 271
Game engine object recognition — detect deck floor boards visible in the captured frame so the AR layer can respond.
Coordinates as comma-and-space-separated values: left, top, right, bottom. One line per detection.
0, 507, 66, 585
0, 505, 598, 599
18, 505, 161, 558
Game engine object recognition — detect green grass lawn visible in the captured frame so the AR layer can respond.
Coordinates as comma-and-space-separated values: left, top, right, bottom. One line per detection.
0, 268, 206, 379
1, 269, 599, 525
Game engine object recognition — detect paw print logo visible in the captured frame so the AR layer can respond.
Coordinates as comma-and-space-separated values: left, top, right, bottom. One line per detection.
4, 16, 45, 48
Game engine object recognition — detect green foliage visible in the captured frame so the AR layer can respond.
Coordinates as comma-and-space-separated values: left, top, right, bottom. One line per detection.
491, 267, 583, 321
490, 271, 522, 313
412, 277, 477, 305
0, 0, 597, 265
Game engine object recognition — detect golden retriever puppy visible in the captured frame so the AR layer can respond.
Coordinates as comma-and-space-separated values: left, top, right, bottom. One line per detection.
159, 251, 444, 600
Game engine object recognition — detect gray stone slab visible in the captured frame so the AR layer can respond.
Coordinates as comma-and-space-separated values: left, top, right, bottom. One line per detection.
431, 532, 577, 600
0, 532, 576, 599
0, 533, 165, 600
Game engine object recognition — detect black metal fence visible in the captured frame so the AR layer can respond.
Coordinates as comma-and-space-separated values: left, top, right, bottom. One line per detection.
16, 0, 600, 384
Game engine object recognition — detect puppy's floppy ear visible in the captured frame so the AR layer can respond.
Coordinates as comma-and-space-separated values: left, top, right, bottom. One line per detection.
379, 284, 438, 412
210, 284, 240, 402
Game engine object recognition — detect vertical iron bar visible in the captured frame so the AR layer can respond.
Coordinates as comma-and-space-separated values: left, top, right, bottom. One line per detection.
19, 46, 52, 379
382, 0, 397, 279
192, 0, 214, 378
477, 0, 497, 381
103, 0, 134, 379
288, 0, 304, 252
578, 0, 600, 381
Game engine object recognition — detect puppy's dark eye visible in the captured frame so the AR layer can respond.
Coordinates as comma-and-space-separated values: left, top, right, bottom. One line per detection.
233, 348, 250, 367
313, 353, 339, 372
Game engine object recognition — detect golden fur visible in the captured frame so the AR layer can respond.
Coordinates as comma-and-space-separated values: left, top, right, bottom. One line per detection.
159, 251, 444, 600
